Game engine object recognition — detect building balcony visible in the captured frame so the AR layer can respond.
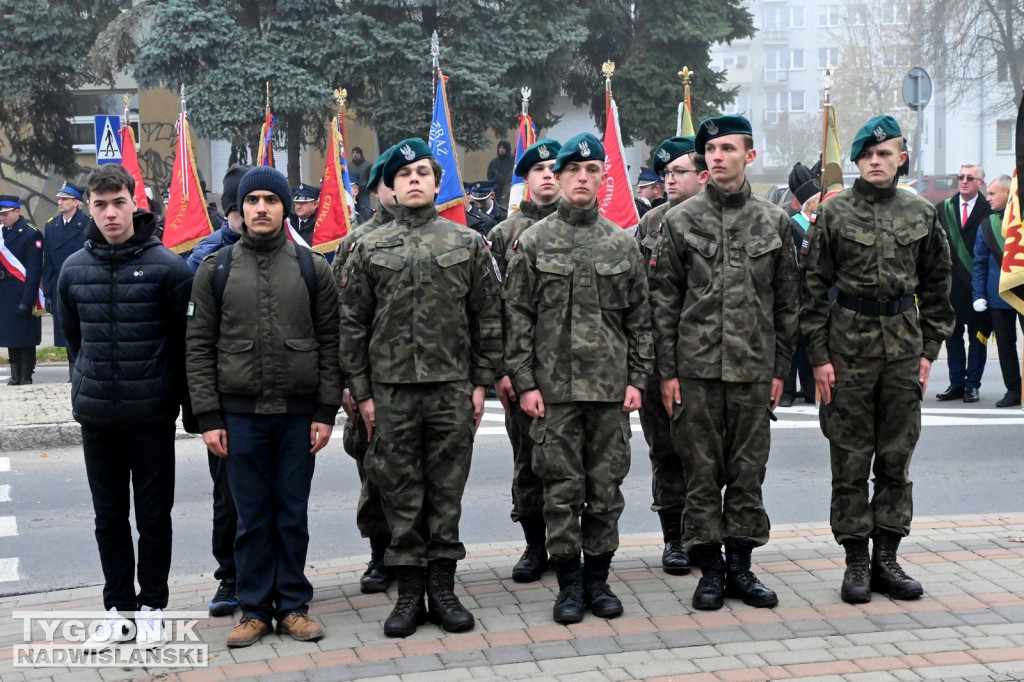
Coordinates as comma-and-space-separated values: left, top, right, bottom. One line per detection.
761, 27, 790, 43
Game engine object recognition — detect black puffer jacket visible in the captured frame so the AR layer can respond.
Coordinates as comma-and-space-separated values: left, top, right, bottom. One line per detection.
57, 212, 194, 428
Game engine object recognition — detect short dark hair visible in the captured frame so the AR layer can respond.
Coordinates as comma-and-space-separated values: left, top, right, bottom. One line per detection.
352, 146, 363, 155
87, 164, 135, 197
386, 158, 443, 189
742, 135, 754, 151
689, 151, 709, 173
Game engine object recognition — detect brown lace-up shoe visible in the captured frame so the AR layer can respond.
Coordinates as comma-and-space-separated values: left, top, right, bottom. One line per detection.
277, 611, 324, 641
226, 616, 271, 648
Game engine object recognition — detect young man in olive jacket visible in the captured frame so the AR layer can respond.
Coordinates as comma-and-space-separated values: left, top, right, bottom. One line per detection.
186, 166, 343, 648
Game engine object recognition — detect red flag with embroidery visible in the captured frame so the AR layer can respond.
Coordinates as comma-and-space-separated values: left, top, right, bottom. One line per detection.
119, 124, 149, 211
162, 111, 213, 253
311, 115, 355, 255
599, 95, 640, 231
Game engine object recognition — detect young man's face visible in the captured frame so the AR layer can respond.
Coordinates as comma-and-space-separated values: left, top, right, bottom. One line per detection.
987, 181, 1010, 213
393, 159, 440, 208
242, 191, 285, 237
854, 138, 906, 188
57, 197, 79, 216
375, 183, 398, 212
88, 188, 137, 244
663, 154, 707, 203
636, 183, 663, 202
526, 160, 558, 205
704, 135, 755, 190
0, 209, 20, 228
351, 150, 363, 163
555, 160, 605, 208
294, 200, 319, 220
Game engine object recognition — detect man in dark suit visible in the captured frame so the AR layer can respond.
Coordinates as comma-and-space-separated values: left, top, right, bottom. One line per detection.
0, 195, 43, 385
935, 164, 992, 403
43, 182, 90, 376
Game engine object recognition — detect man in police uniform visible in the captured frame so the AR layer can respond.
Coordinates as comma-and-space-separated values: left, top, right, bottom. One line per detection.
650, 116, 799, 611
504, 133, 653, 624
635, 167, 666, 211
43, 182, 90, 376
339, 139, 501, 637
291, 183, 319, 245
487, 138, 562, 584
0, 195, 43, 386
470, 181, 508, 223
635, 136, 708, 576
802, 116, 954, 603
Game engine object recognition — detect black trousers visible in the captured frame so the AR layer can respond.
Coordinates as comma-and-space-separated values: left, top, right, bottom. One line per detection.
990, 308, 1024, 393
82, 423, 176, 612
207, 450, 237, 582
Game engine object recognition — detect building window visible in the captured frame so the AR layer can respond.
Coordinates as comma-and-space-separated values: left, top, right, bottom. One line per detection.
818, 48, 840, 69
791, 49, 804, 70
70, 91, 140, 154
765, 6, 804, 28
790, 91, 805, 112
725, 92, 750, 116
884, 1, 909, 24
791, 6, 804, 27
997, 119, 1014, 152
818, 5, 840, 26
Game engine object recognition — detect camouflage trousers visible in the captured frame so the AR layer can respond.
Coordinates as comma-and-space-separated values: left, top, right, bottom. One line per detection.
672, 379, 772, 547
820, 353, 920, 544
342, 412, 390, 539
504, 401, 545, 522
528, 401, 631, 558
638, 375, 686, 513
365, 381, 475, 567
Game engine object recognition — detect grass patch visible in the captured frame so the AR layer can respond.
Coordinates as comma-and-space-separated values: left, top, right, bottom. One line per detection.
0, 346, 67, 366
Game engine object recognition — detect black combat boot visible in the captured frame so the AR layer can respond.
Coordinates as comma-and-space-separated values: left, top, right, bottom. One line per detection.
21, 357, 34, 385
383, 566, 427, 637
658, 510, 691, 575
582, 551, 623, 618
551, 555, 585, 624
6, 363, 19, 386
691, 543, 726, 610
724, 540, 778, 608
426, 559, 475, 632
871, 533, 923, 599
361, 535, 393, 593
840, 539, 872, 604
512, 516, 548, 583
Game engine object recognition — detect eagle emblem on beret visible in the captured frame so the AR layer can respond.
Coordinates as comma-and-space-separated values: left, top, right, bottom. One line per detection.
656, 149, 671, 163
873, 126, 886, 141
579, 141, 591, 157
400, 144, 415, 160
705, 121, 719, 135
538, 145, 550, 159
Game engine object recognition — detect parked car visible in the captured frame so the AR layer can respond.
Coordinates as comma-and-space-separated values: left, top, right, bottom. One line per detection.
764, 184, 799, 214
907, 175, 959, 204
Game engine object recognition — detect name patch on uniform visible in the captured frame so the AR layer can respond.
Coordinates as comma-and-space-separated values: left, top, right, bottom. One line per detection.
186, 301, 195, 317
491, 256, 502, 283
375, 237, 404, 248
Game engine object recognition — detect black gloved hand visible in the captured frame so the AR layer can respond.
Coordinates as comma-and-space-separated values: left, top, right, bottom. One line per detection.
15, 304, 32, 319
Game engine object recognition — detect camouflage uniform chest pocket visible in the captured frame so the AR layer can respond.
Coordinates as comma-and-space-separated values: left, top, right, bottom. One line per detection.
894, 219, 928, 246
743, 231, 783, 288
683, 231, 720, 260
595, 258, 631, 309
435, 246, 472, 298
536, 256, 573, 307
369, 251, 407, 299
840, 221, 876, 246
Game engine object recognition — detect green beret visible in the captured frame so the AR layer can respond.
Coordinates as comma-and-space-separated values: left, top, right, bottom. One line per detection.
366, 145, 396, 192
695, 115, 753, 154
850, 115, 902, 161
651, 136, 695, 175
382, 138, 434, 188
552, 133, 605, 173
514, 138, 561, 177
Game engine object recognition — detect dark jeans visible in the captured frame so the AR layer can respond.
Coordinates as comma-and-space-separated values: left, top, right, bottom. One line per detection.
945, 310, 988, 389
990, 308, 1024, 393
81, 423, 176, 612
207, 450, 236, 582
223, 412, 315, 623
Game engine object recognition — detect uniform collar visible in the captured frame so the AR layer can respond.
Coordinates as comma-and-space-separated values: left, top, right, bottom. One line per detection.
392, 203, 438, 226
556, 200, 599, 226
519, 199, 559, 221
852, 177, 898, 203
705, 179, 751, 208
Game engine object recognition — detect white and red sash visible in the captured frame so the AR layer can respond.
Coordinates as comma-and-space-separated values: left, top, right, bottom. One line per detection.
0, 229, 45, 311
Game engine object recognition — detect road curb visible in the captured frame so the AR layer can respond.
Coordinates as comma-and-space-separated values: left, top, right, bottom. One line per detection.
0, 423, 201, 453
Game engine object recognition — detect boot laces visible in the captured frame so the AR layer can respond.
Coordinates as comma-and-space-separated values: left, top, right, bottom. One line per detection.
393, 592, 421, 615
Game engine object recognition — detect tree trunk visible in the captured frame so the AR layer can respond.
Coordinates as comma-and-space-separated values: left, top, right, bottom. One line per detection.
287, 113, 303, 186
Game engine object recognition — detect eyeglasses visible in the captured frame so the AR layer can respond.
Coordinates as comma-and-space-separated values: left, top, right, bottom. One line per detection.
660, 169, 700, 180
957, 174, 980, 182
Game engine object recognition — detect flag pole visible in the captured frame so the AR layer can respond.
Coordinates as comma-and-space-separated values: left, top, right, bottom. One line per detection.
819, 65, 833, 203
431, 31, 440, 107
676, 67, 691, 136
335, 87, 347, 140
521, 85, 531, 118
179, 84, 187, 196
602, 61, 615, 119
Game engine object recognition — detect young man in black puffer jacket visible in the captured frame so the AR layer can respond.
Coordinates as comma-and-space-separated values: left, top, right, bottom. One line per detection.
57, 164, 194, 650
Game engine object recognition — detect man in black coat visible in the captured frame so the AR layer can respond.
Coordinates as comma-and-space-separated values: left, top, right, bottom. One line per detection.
0, 195, 43, 385
43, 182, 90, 376
57, 164, 193, 650
487, 140, 514, 205
935, 164, 992, 403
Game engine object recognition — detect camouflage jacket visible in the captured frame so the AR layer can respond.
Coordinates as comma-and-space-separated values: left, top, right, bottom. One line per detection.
801, 178, 954, 365
487, 199, 559, 278
503, 201, 653, 403
635, 199, 681, 380
331, 208, 394, 288
338, 204, 502, 400
649, 179, 799, 382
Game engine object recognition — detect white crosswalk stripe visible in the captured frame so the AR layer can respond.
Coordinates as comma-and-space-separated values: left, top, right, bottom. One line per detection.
0, 456, 19, 582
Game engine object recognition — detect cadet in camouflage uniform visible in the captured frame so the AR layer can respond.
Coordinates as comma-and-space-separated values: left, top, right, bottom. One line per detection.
650, 115, 799, 611
487, 138, 562, 584
338, 139, 502, 638
504, 133, 653, 624
801, 116, 954, 604
635, 135, 708, 576
332, 146, 397, 595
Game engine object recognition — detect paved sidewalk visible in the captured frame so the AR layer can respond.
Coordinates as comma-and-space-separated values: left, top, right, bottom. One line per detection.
2, 513, 1024, 681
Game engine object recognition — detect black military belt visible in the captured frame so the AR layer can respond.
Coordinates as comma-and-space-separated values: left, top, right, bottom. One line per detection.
836, 290, 915, 316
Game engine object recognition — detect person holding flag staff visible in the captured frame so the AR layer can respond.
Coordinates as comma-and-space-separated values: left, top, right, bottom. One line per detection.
338, 139, 502, 638
488, 138, 562, 584
635, 135, 708, 577
650, 115, 799, 612
0, 195, 43, 386
801, 116, 954, 604
504, 133, 653, 624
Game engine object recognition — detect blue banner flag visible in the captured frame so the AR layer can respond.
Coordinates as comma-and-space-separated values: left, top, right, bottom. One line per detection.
428, 74, 467, 225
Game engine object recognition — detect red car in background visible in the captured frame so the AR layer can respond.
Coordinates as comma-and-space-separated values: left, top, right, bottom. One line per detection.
907, 175, 960, 204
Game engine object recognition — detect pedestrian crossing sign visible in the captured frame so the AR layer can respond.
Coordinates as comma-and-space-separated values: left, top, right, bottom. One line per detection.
94, 115, 122, 165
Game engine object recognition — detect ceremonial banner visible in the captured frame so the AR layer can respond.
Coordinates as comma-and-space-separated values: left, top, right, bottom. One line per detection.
0, 232, 44, 312
429, 73, 468, 225
998, 94, 1024, 314
678, 91, 695, 137
256, 110, 275, 167
119, 124, 149, 211
163, 111, 212, 253
508, 114, 537, 211
599, 96, 640, 231
311, 115, 356, 257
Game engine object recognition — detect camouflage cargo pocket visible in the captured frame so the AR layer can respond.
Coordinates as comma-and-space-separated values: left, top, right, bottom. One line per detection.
529, 418, 562, 479
536, 256, 573, 307
609, 419, 632, 481
435, 246, 472, 298
595, 258, 631, 309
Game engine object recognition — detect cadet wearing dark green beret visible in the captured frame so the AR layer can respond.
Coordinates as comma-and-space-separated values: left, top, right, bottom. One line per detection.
514, 138, 561, 179
651, 136, 695, 176
849, 115, 902, 162
694, 114, 753, 155
381, 138, 435, 189
552, 133, 605, 172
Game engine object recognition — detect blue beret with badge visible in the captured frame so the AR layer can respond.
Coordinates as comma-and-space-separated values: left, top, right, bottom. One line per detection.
695, 115, 753, 154
513, 138, 562, 177
293, 182, 320, 203
56, 182, 84, 202
552, 133, 605, 173
651, 136, 695, 175
382, 138, 434, 188
850, 115, 902, 161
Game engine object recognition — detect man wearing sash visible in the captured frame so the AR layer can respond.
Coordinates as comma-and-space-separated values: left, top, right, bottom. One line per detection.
0, 195, 43, 386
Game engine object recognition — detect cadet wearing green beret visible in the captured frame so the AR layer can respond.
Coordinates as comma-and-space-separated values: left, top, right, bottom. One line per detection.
802, 116, 954, 604
339, 138, 502, 638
